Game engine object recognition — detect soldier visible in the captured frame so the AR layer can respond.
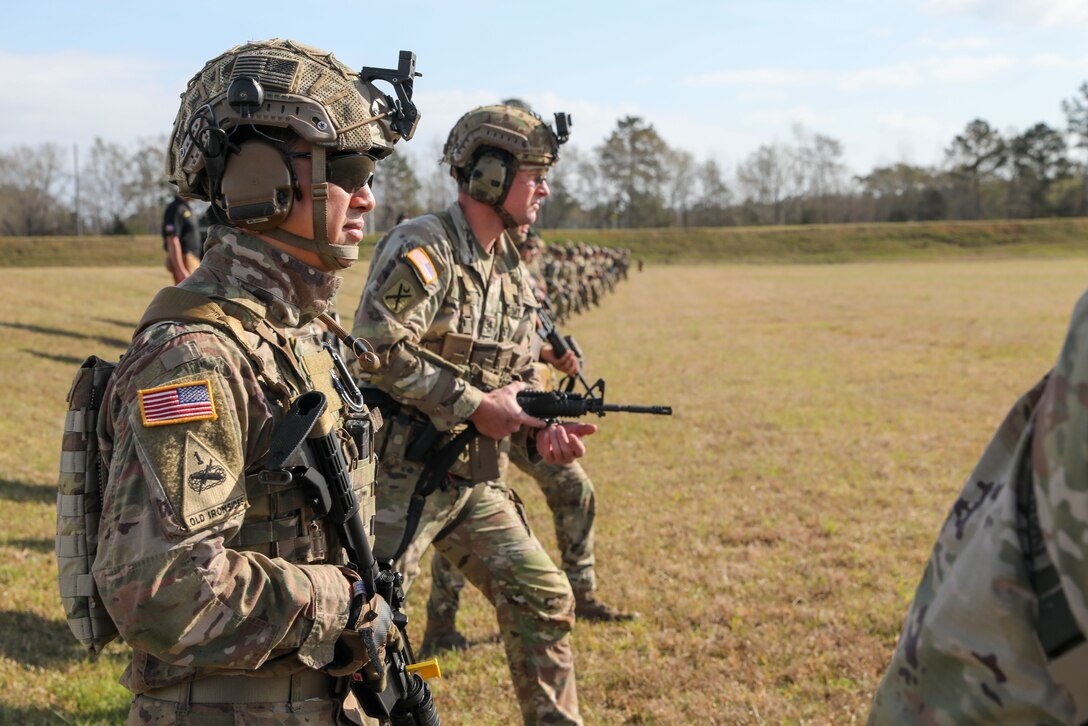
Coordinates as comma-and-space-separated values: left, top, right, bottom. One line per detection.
423, 225, 636, 654
868, 293, 1088, 722
351, 103, 594, 725
161, 193, 202, 283
90, 39, 414, 724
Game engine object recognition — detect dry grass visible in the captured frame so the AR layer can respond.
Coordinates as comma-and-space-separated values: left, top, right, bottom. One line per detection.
7, 217, 1088, 267
1, 258, 1085, 723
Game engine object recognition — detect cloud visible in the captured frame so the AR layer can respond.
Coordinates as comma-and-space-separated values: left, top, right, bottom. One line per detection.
682, 69, 819, 88
919, 35, 999, 50
745, 106, 837, 127
925, 54, 1015, 82
683, 55, 1015, 93
923, 0, 1088, 29
0, 50, 186, 150
1030, 53, 1088, 73
875, 111, 949, 136
838, 63, 924, 91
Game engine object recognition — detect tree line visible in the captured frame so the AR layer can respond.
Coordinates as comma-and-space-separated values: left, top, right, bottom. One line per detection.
4, 82, 1088, 236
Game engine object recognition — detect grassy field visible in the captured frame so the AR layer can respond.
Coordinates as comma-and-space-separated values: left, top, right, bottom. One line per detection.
5, 216, 1088, 267
1, 256, 1085, 723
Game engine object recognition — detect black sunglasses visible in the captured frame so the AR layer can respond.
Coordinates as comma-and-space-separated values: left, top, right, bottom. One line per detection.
286, 151, 376, 192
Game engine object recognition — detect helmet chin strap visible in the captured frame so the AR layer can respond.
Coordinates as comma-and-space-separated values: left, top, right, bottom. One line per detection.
266, 145, 358, 270
492, 202, 520, 230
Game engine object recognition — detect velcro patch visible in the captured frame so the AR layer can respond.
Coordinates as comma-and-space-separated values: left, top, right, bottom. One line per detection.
181, 432, 246, 531
139, 380, 217, 427
378, 264, 426, 317
405, 247, 438, 285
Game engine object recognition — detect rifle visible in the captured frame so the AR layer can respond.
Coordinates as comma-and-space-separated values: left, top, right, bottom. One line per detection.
518, 382, 671, 420
407, 335, 672, 421
535, 308, 670, 416
536, 305, 591, 393
384, 334, 671, 562
265, 391, 441, 726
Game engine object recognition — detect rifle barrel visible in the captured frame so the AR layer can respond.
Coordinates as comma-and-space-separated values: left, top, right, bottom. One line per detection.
601, 404, 673, 415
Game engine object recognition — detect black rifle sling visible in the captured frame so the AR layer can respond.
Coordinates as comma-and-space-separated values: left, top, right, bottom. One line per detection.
392, 425, 478, 561
432, 478, 486, 545
391, 209, 536, 560
389, 209, 478, 562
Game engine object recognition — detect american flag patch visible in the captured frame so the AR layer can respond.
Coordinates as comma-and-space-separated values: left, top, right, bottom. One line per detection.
139, 381, 217, 427
405, 247, 438, 285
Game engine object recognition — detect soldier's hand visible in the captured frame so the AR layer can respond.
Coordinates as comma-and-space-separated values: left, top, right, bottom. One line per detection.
536, 422, 597, 465
469, 381, 545, 439
327, 592, 402, 691
540, 346, 580, 377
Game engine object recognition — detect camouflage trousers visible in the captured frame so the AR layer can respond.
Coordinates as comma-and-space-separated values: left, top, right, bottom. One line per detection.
428, 446, 597, 631
373, 453, 580, 726
127, 682, 375, 725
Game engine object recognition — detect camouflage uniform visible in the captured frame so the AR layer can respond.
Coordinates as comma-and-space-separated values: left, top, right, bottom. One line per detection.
352, 202, 580, 725
427, 443, 597, 619
426, 254, 615, 628
94, 227, 377, 725
868, 291, 1088, 724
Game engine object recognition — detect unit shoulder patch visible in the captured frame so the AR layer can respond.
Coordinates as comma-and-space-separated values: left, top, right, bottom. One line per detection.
377, 264, 427, 318
139, 380, 217, 427
180, 432, 246, 531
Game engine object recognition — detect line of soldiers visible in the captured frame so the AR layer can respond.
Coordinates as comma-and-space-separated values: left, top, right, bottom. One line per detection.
529, 239, 632, 324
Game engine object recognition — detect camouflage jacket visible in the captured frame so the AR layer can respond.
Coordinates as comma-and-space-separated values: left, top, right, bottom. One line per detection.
93, 226, 373, 693
351, 201, 540, 432
869, 291, 1088, 724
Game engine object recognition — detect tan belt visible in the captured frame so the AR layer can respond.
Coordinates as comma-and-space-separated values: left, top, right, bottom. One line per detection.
142, 670, 341, 704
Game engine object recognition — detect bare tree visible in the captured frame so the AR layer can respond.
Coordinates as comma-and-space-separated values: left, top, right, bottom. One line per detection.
538, 147, 582, 229
125, 136, 172, 234
571, 149, 611, 228
736, 143, 788, 224
414, 141, 457, 214
0, 143, 74, 235
665, 148, 696, 226
689, 159, 733, 226
804, 132, 848, 223
81, 138, 137, 233
371, 150, 421, 232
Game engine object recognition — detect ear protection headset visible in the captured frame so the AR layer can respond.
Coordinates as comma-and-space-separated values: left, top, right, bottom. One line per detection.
219, 140, 296, 231
466, 149, 516, 206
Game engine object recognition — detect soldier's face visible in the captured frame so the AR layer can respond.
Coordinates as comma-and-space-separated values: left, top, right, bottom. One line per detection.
279, 148, 376, 270
502, 168, 549, 226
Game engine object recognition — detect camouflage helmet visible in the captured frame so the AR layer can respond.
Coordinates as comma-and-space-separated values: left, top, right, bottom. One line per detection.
441, 103, 568, 228
442, 104, 563, 174
169, 39, 408, 199
166, 39, 419, 268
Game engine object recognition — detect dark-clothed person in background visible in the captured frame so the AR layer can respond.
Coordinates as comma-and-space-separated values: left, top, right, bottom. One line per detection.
161, 194, 202, 283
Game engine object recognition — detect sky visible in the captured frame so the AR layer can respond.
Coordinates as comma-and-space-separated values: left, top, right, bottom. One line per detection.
4, 0, 1088, 178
